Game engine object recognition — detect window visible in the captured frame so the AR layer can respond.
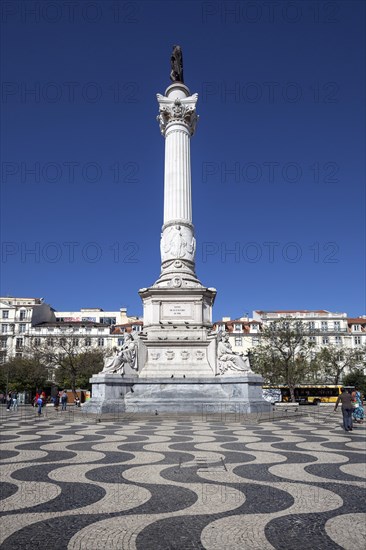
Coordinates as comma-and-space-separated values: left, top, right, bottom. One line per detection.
19, 324, 26, 333
321, 321, 328, 332
16, 338, 23, 349
1, 324, 8, 334
1, 339, 7, 349
234, 336, 242, 346
15, 352, 22, 358
47, 327, 54, 332
251, 324, 258, 329
100, 317, 116, 325
19, 310, 26, 320
334, 336, 342, 345
72, 338, 79, 347
234, 324, 241, 332
353, 324, 361, 331
253, 337, 259, 345
309, 336, 316, 343
47, 338, 54, 347
118, 338, 124, 346
86, 328, 91, 333
354, 336, 361, 345
322, 336, 329, 345
98, 338, 104, 347
60, 338, 66, 346
34, 337, 41, 347
334, 321, 340, 331
2, 310, 9, 319
85, 338, 92, 347
308, 321, 315, 330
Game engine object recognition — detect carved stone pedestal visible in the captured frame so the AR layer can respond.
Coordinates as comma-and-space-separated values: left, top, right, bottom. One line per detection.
138, 285, 217, 378
83, 374, 271, 415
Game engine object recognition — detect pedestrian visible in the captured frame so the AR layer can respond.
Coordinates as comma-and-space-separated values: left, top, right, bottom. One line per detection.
6, 392, 12, 411
36, 396, 43, 416
33, 393, 39, 408
334, 387, 353, 432
40, 392, 46, 406
61, 391, 68, 411
351, 387, 364, 424
53, 394, 60, 411
12, 392, 18, 411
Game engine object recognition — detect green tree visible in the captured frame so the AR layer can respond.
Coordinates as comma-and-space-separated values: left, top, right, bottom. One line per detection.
314, 345, 365, 385
55, 350, 104, 391
26, 335, 107, 393
250, 319, 316, 402
0, 357, 49, 394
342, 368, 366, 395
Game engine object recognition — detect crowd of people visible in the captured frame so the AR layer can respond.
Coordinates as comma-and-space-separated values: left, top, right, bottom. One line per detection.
33, 390, 71, 415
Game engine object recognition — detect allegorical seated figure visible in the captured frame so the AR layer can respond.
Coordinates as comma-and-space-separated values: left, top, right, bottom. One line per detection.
102, 332, 138, 375
217, 332, 252, 375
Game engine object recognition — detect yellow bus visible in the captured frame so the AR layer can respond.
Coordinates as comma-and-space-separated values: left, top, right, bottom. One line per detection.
263, 385, 354, 405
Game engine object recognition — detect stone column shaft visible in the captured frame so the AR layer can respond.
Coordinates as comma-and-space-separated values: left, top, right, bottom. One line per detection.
164, 123, 192, 223
155, 83, 200, 287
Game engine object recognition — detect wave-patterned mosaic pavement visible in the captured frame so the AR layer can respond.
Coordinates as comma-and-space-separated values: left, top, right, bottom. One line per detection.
0, 407, 365, 549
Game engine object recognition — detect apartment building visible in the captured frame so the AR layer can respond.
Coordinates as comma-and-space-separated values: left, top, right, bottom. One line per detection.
0, 297, 56, 362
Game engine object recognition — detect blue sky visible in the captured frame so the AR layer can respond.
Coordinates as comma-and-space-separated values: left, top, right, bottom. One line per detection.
1, 0, 365, 319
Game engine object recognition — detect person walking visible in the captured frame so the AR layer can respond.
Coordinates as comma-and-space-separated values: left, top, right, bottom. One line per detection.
53, 393, 60, 412
6, 391, 13, 412
11, 392, 18, 411
334, 388, 353, 432
6, 392, 12, 411
36, 396, 43, 416
61, 391, 68, 411
351, 387, 364, 424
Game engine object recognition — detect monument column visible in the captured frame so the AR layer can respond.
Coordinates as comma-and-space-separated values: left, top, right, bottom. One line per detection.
155, 82, 200, 288
85, 46, 270, 414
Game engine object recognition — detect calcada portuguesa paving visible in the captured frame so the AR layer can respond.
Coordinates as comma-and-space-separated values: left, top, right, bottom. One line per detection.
0, 405, 365, 549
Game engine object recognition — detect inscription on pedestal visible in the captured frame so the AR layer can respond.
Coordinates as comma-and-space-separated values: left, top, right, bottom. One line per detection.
161, 302, 193, 319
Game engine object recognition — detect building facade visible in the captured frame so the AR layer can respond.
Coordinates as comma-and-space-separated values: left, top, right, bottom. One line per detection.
0, 297, 56, 363
213, 310, 365, 376
0, 298, 142, 364
1, 298, 364, 376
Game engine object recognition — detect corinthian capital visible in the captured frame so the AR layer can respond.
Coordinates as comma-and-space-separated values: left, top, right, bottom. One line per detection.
157, 93, 198, 136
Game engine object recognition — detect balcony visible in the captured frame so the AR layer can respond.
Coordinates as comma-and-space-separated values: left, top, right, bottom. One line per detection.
308, 328, 348, 334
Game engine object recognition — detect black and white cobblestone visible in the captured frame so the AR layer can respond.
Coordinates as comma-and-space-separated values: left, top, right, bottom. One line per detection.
0, 406, 365, 549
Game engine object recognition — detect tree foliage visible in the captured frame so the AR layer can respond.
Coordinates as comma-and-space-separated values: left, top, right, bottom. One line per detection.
342, 369, 366, 395
0, 357, 49, 393
314, 345, 365, 385
55, 350, 105, 390
250, 319, 316, 402
24, 334, 107, 392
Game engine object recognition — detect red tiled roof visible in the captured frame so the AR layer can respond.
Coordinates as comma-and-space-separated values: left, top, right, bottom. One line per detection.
255, 310, 331, 314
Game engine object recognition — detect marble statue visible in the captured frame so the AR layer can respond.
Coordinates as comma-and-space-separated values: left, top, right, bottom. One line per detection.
160, 224, 196, 261
217, 332, 252, 374
170, 45, 184, 83
102, 333, 138, 375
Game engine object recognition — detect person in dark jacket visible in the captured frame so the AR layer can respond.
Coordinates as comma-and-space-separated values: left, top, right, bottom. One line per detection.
334, 388, 353, 432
